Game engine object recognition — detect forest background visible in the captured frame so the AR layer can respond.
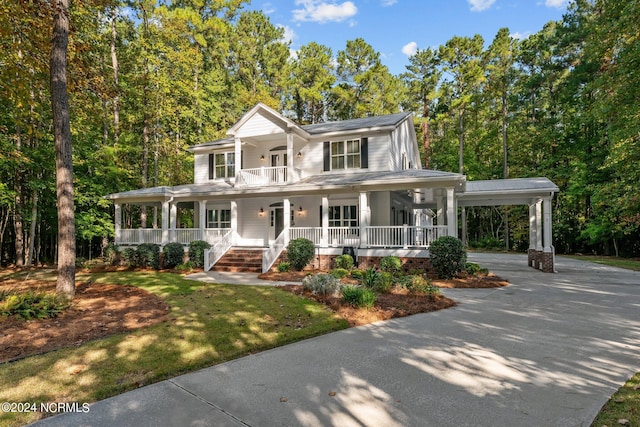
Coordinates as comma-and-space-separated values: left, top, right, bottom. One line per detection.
1, 0, 638, 267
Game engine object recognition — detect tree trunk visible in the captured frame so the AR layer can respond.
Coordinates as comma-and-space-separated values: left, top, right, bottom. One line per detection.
25, 190, 38, 266
51, 0, 75, 299
110, 6, 120, 146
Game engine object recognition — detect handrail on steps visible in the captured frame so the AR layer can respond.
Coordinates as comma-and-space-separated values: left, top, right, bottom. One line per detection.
204, 229, 233, 271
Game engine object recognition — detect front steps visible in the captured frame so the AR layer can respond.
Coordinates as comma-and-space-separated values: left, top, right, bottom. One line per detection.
212, 248, 264, 273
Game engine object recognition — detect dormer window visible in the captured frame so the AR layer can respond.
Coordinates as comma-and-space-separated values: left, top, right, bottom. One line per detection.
209, 152, 235, 179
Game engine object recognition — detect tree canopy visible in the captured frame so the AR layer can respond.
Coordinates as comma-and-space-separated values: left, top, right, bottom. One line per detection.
1, 0, 638, 265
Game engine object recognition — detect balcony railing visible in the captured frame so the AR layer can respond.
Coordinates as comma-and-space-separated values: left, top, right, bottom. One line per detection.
116, 228, 231, 246
236, 166, 287, 187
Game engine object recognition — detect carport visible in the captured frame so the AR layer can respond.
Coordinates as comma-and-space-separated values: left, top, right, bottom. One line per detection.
457, 177, 559, 273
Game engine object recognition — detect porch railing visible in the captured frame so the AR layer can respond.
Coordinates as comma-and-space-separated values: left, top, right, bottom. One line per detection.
236, 166, 287, 186
290, 227, 323, 245
204, 229, 233, 271
262, 228, 288, 273
116, 228, 231, 246
366, 225, 448, 248
118, 229, 163, 245
287, 226, 448, 249
328, 227, 360, 247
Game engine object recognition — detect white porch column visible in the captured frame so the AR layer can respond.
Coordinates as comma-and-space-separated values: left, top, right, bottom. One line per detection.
543, 196, 552, 252
283, 198, 291, 244
161, 200, 169, 244
529, 201, 537, 267
286, 132, 294, 182
169, 202, 177, 242
446, 187, 457, 238
321, 196, 329, 247
230, 200, 238, 245
198, 201, 206, 242
535, 199, 543, 252
234, 137, 242, 179
114, 203, 122, 244
359, 192, 370, 248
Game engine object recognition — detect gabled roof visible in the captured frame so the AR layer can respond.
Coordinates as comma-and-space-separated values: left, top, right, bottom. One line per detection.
302, 112, 412, 135
226, 103, 310, 139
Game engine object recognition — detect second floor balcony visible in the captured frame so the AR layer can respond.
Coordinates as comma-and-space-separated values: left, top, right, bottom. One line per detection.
236, 166, 291, 187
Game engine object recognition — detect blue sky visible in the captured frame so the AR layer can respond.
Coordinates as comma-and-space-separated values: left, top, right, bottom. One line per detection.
247, 0, 570, 75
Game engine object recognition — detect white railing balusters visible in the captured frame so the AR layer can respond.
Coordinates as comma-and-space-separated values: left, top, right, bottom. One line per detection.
236, 166, 288, 187
204, 229, 233, 271
262, 228, 289, 273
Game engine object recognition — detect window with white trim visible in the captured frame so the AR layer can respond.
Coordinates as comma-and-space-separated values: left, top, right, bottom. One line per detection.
209, 152, 235, 179
329, 205, 358, 228
207, 209, 231, 228
331, 139, 360, 170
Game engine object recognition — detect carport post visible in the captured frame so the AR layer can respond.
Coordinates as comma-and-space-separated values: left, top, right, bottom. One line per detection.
529, 202, 536, 267
114, 203, 122, 244
446, 188, 457, 238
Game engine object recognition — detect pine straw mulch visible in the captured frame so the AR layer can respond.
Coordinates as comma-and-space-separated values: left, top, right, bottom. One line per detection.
268, 271, 509, 326
0, 278, 169, 364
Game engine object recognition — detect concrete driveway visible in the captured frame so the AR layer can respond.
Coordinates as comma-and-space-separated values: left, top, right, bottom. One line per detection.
32, 253, 640, 426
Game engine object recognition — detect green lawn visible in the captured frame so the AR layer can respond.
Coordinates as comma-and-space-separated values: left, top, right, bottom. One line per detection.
0, 271, 347, 427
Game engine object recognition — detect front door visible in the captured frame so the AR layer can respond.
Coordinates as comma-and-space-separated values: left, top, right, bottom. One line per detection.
270, 206, 284, 240
270, 151, 287, 183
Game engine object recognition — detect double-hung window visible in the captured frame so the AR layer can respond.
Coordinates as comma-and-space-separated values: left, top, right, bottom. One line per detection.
328, 205, 358, 228
206, 209, 231, 228
209, 152, 235, 179
331, 139, 360, 170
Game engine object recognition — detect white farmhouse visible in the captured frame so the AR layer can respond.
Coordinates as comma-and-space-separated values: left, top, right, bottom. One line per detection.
106, 103, 558, 273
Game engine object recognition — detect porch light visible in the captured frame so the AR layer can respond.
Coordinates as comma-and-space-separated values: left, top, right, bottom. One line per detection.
297, 151, 302, 158
260, 155, 265, 161
259, 207, 265, 216
297, 206, 304, 216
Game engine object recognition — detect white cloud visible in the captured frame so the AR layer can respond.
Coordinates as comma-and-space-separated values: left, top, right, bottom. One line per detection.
402, 41, 418, 56
545, 0, 567, 8
510, 31, 530, 40
278, 24, 296, 44
381, 0, 398, 6
292, 0, 358, 23
262, 2, 276, 14
467, 0, 496, 12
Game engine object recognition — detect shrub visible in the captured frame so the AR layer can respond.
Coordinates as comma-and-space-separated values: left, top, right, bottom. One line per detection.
136, 243, 160, 269
329, 268, 349, 279
334, 254, 354, 270
373, 271, 393, 294
360, 267, 380, 289
163, 243, 185, 269
104, 243, 119, 265
0, 291, 70, 320
402, 275, 440, 297
465, 262, 481, 276
122, 248, 137, 267
175, 261, 195, 272
429, 236, 467, 279
188, 240, 211, 268
286, 238, 315, 271
379, 256, 402, 275
277, 262, 291, 272
302, 274, 341, 296
341, 286, 377, 309
350, 269, 365, 280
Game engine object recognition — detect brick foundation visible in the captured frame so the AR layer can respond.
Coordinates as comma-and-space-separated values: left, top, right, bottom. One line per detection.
528, 249, 555, 273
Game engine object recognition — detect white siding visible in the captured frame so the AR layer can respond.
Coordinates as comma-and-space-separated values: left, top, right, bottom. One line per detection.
237, 198, 269, 246
193, 152, 210, 184
389, 117, 420, 171
234, 111, 286, 138
366, 134, 389, 171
